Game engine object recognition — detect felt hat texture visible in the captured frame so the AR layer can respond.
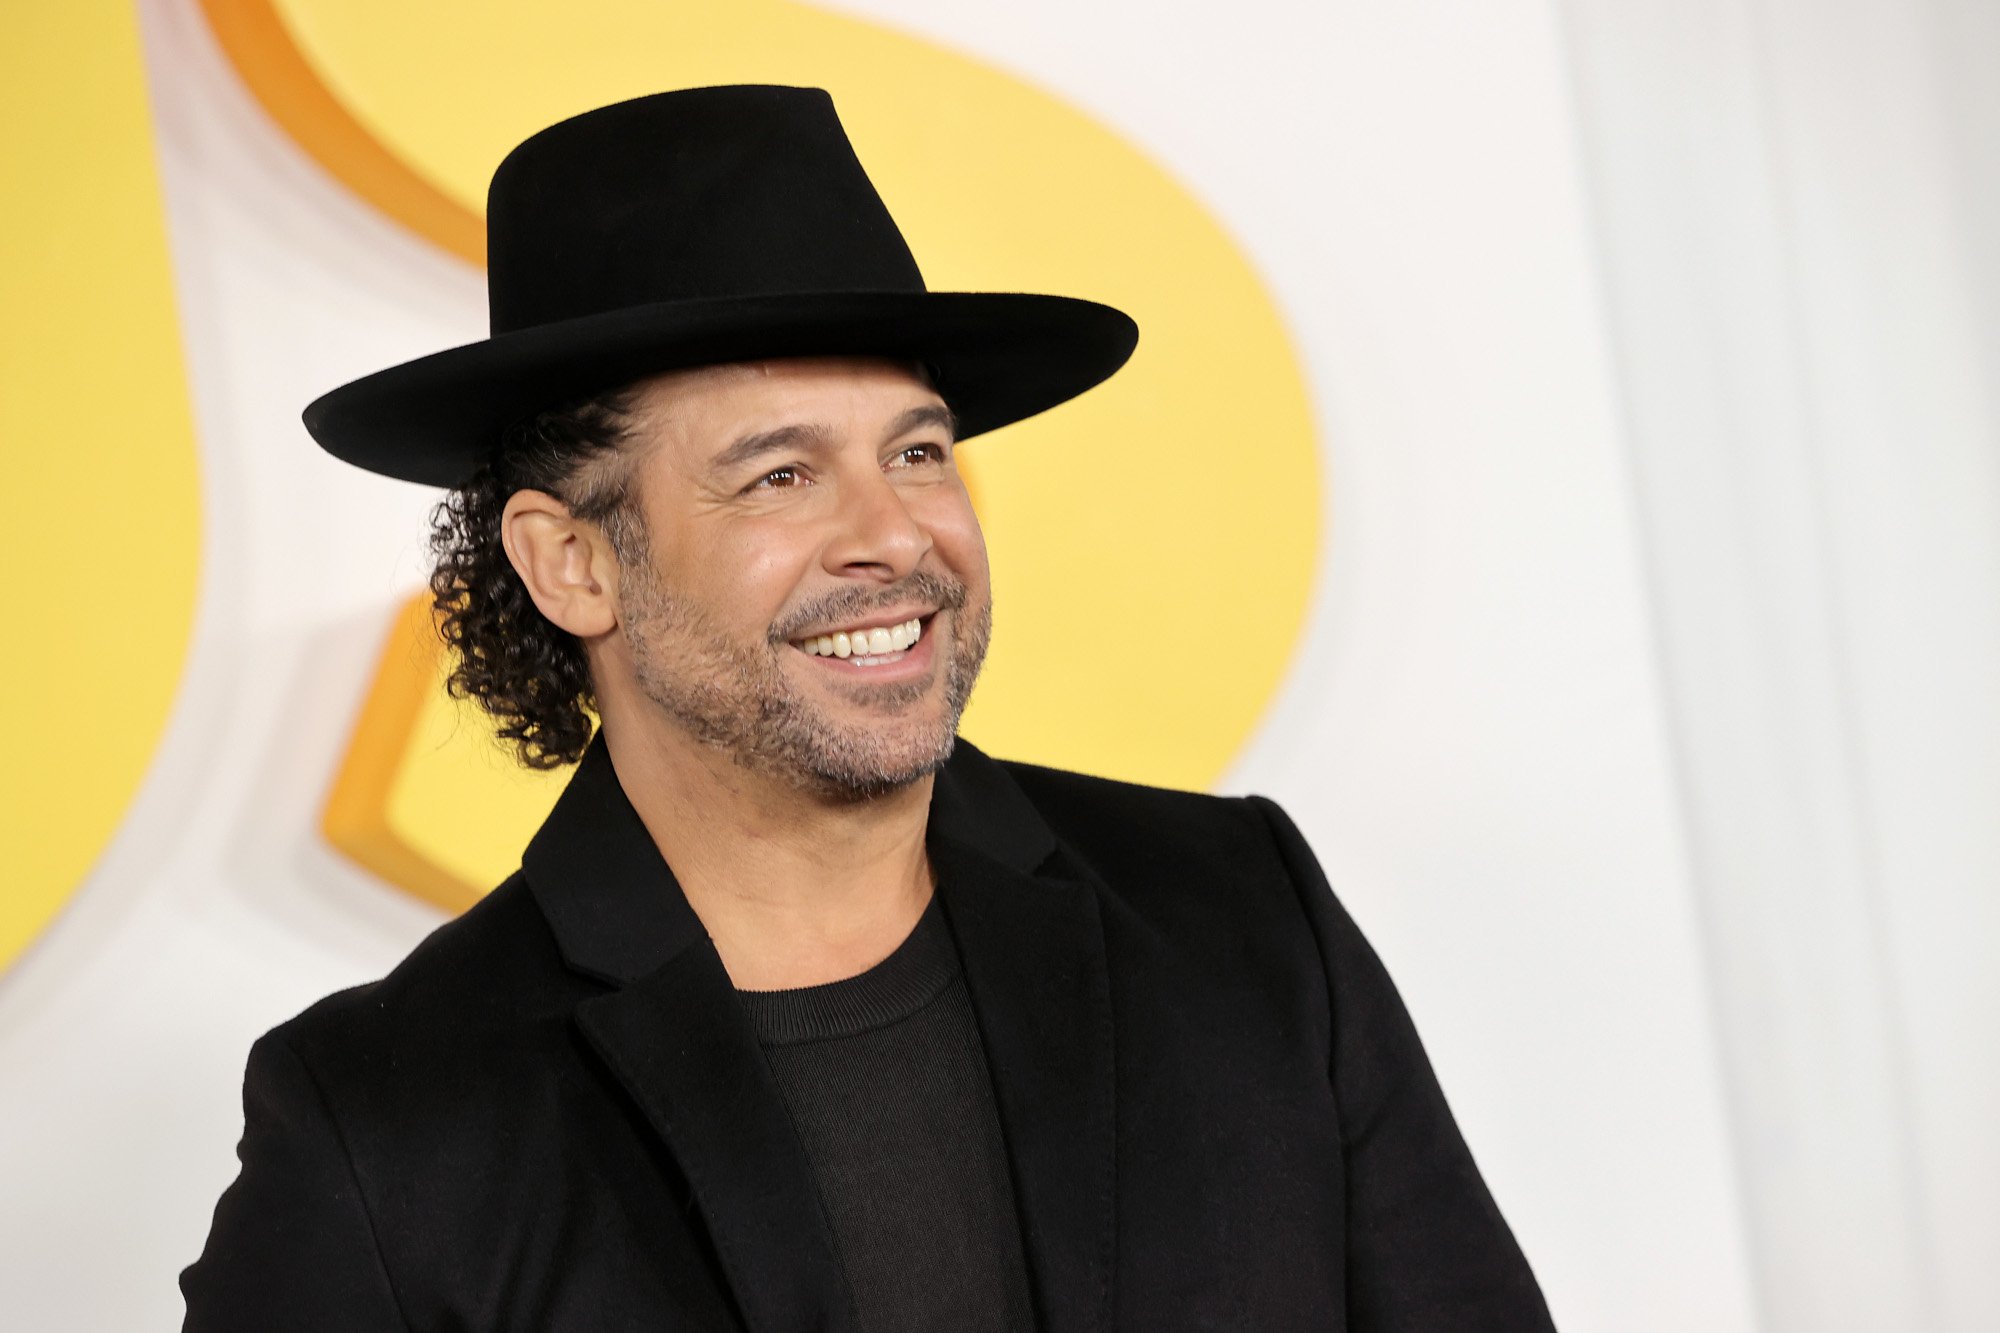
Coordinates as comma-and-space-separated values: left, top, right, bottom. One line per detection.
303, 84, 1140, 486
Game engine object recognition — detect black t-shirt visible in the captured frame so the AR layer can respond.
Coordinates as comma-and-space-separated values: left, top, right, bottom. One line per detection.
736, 894, 1037, 1333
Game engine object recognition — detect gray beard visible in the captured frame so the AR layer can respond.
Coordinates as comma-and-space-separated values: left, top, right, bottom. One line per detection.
620, 563, 990, 801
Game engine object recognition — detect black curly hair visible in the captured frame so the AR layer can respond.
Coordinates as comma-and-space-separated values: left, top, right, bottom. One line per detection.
427, 384, 647, 769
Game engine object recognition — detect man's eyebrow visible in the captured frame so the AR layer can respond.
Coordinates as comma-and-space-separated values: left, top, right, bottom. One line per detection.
710, 422, 835, 474
709, 404, 956, 475
885, 403, 958, 442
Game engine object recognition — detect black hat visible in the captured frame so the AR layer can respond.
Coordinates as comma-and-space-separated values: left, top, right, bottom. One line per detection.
303, 85, 1140, 487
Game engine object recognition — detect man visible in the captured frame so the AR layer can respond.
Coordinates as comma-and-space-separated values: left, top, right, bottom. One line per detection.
184, 86, 1554, 1331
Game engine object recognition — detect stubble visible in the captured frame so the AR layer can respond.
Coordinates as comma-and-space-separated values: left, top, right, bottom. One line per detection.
619, 557, 991, 800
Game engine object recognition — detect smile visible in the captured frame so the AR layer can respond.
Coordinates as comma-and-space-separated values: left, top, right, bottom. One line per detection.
791, 616, 927, 666
788, 612, 928, 664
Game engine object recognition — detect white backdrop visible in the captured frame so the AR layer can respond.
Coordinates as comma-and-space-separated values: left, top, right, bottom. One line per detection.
1, 1, 1993, 1329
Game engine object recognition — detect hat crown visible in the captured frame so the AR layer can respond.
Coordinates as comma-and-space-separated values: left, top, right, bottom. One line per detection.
485, 85, 927, 335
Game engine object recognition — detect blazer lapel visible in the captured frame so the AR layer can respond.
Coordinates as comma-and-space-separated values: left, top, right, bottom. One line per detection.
574, 960, 854, 1333
931, 747, 1118, 1333
523, 740, 856, 1333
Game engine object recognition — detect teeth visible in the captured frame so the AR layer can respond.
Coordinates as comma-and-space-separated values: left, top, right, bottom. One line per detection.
796, 617, 924, 659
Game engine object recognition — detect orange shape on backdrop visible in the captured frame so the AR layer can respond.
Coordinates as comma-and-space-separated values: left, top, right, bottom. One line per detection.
198, 0, 483, 264
326, 591, 580, 913
321, 593, 479, 914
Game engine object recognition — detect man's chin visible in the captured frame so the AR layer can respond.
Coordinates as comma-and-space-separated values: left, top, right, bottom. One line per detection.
756, 694, 958, 797
790, 733, 957, 803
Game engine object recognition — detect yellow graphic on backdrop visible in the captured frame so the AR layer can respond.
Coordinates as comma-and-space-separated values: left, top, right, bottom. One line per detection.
1, 9, 204, 969
203, 0, 1322, 912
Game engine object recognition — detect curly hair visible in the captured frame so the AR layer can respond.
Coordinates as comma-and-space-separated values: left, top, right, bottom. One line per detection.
427, 384, 648, 769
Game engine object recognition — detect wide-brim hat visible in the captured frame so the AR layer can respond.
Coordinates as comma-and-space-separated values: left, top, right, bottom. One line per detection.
303, 85, 1139, 487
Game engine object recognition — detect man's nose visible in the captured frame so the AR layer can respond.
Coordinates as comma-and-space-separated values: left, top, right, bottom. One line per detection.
823, 471, 931, 580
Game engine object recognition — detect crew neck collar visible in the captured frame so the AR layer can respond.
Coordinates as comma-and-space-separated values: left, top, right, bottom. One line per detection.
734, 893, 958, 1045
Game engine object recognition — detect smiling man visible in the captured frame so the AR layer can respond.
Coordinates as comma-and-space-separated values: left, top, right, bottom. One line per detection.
507, 357, 996, 994
183, 87, 1554, 1331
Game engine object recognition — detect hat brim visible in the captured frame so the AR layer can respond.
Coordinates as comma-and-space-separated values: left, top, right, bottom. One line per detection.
303, 291, 1138, 487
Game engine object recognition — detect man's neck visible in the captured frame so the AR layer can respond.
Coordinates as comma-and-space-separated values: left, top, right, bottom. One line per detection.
599, 720, 936, 992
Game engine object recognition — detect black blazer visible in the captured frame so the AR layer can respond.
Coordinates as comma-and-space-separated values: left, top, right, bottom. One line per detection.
183, 738, 1553, 1331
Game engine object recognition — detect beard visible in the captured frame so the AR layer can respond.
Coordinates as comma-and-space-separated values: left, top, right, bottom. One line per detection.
617, 556, 990, 801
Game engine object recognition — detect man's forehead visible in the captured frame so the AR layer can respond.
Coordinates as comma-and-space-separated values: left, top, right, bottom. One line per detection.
626, 355, 950, 457
631, 355, 939, 414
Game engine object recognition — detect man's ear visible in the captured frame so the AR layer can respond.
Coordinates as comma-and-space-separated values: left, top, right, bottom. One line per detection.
499, 489, 621, 639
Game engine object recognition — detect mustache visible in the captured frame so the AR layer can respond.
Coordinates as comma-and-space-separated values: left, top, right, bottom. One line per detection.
768, 569, 968, 643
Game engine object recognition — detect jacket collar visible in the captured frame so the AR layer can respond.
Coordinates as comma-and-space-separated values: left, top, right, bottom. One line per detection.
521, 734, 1113, 1333
521, 733, 1060, 984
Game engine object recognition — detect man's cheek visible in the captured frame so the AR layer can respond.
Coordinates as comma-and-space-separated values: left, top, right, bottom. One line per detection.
933, 517, 990, 588
725, 539, 818, 613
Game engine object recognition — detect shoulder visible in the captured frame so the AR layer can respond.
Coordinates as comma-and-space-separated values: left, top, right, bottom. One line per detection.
996, 756, 1302, 885
992, 758, 1334, 974
265, 872, 583, 1089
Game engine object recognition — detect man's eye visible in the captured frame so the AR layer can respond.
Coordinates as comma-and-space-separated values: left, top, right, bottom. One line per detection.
750, 466, 806, 490
892, 442, 947, 467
